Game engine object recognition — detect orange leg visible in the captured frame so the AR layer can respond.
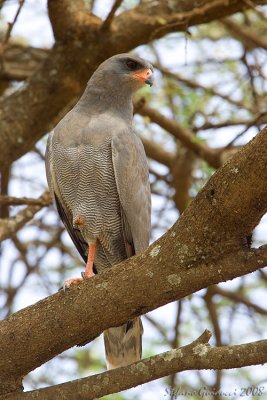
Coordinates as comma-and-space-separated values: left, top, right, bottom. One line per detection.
63, 241, 96, 290
84, 242, 96, 278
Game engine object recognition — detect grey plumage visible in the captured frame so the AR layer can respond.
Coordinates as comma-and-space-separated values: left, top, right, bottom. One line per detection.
45, 53, 152, 369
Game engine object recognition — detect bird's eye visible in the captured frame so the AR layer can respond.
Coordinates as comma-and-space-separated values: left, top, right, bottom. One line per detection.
126, 60, 138, 70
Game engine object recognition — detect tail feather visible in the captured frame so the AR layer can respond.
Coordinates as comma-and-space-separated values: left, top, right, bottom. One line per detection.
104, 317, 143, 369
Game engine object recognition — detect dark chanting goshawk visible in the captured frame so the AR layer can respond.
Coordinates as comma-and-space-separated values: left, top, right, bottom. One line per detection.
45, 53, 153, 369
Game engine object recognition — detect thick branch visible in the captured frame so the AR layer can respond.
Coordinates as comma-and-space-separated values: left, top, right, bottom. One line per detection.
1, 44, 49, 81
1, 247, 267, 395
0, 127, 267, 394
0, 129, 267, 391
48, 0, 94, 41
3, 331, 267, 400
0, 249, 267, 399
113, 0, 267, 42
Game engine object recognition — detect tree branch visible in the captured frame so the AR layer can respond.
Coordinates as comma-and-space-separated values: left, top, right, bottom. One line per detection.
0, 0, 25, 47
171, 147, 195, 213
141, 136, 175, 168
1, 127, 267, 394
1, 44, 49, 81
0, 194, 51, 207
222, 17, 267, 50
101, 0, 123, 30
119, 0, 267, 41
156, 64, 256, 114
48, 0, 97, 41
3, 330, 267, 400
0, 191, 51, 242
0, 124, 267, 391
211, 285, 267, 316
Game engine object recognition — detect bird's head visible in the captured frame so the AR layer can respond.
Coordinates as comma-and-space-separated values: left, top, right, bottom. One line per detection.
90, 53, 154, 93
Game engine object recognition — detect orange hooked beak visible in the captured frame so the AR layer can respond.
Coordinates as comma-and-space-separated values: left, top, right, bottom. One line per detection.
131, 68, 154, 87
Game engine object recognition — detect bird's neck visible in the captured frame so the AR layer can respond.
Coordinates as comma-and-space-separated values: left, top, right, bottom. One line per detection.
76, 84, 134, 124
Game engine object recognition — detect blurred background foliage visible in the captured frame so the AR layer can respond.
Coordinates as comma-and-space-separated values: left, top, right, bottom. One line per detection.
0, 1, 267, 399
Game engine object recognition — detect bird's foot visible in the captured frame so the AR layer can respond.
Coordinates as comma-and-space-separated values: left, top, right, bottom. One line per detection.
62, 270, 95, 291
63, 277, 83, 291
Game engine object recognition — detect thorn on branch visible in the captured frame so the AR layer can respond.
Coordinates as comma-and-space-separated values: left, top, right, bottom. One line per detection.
194, 329, 212, 345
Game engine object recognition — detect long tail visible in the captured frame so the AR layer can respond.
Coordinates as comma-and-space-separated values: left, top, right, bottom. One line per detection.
103, 317, 143, 369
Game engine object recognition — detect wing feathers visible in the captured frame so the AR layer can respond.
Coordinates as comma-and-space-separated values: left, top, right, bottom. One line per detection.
111, 129, 151, 254
54, 194, 88, 263
45, 132, 89, 265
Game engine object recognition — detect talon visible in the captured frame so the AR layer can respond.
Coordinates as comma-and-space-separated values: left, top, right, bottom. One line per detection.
63, 277, 83, 291
63, 283, 70, 292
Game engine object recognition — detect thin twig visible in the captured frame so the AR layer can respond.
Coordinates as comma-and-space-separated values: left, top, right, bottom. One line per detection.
1, 0, 25, 46
101, 0, 123, 30
213, 285, 267, 316
155, 63, 256, 114
0, 0, 25, 74
0, 191, 51, 242
0, 193, 51, 207
242, 0, 267, 19
225, 111, 267, 148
